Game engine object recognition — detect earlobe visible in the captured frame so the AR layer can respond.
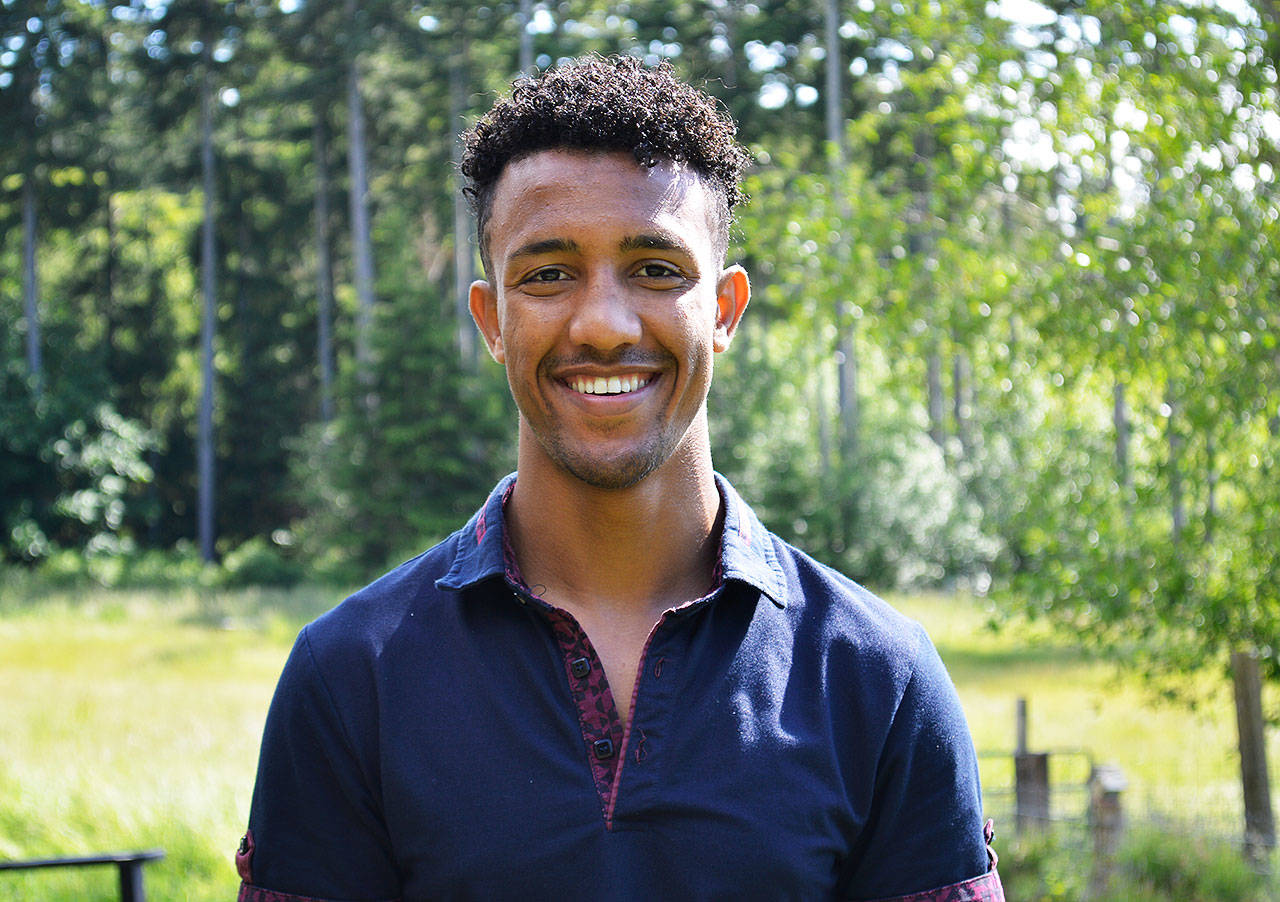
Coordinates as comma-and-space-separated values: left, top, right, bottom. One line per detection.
713, 266, 750, 353
469, 280, 505, 364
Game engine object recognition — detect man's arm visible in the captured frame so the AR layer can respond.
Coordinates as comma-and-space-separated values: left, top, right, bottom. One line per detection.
238, 627, 401, 902
840, 625, 1004, 901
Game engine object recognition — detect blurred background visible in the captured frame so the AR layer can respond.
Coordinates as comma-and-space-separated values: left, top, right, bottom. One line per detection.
2, 0, 1279, 898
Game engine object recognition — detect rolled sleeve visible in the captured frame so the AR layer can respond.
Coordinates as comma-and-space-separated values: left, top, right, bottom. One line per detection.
240, 628, 401, 901
840, 626, 998, 898
863, 861, 1004, 902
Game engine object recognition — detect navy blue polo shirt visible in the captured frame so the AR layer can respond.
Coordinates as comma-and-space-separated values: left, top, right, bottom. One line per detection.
239, 474, 1003, 901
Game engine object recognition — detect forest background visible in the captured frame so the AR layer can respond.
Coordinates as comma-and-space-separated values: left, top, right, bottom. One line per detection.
3, 0, 1280, 872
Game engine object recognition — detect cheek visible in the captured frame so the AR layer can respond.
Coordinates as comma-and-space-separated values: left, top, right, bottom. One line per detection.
670, 316, 716, 387
498, 309, 546, 365
674, 301, 719, 357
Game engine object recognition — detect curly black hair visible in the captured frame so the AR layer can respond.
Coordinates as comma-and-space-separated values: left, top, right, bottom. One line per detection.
461, 54, 751, 273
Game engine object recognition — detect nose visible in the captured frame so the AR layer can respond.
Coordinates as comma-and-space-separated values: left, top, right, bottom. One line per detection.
567, 268, 643, 352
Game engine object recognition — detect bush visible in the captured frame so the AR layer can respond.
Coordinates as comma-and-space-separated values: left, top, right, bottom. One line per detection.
997, 828, 1089, 901
1112, 826, 1271, 902
994, 822, 1276, 902
220, 536, 306, 588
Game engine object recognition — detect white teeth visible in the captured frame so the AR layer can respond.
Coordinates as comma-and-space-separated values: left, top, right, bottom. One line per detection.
571, 375, 651, 395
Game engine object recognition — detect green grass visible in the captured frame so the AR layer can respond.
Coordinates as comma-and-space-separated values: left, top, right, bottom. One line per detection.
0, 581, 338, 901
2, 579, 1277, 899
892, 593, 1280, 839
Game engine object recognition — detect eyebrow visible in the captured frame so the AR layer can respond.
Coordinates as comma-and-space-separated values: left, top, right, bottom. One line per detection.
509, 237, 581, 261
619, 233, 692, 255
506, 232, 695, 265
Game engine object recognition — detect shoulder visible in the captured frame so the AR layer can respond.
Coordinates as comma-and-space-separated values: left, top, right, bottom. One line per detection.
767, 533, 930, 669
302, 530, 468, 671
756, 529, 971, 750
716, 474, 925, 664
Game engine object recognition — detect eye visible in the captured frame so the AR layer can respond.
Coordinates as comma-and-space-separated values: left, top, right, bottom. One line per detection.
517, 267, 574, 292
635, 261, 683, 280
526, 267, 569, 283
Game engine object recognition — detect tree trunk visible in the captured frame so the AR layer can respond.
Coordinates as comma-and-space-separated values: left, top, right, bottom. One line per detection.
518, 0, 533, 74
22, 173, 42, 398
451, 26, 476, 368
1167, 390, 1185, 542
952, 338, 970, 458
198, 57, 218, 563
816, 356, 832, 482
837, 334, 859, 460
1113, 382, 1130, 491
313, 112, 336, 423
927, 349, 945, 448
1205, 433, 1217, 543
1230, 650, 1276, 863
825, 0, 859, 463
345, 3, 376, 384
823, 0, 843, 170
716, 2, 740, 90
911, 123, 942, 450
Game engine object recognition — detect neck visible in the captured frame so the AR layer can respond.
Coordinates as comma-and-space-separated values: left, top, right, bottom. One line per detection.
506, 424, 722, 618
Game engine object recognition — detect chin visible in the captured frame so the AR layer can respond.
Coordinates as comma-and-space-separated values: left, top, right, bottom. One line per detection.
548, 439, 671, 491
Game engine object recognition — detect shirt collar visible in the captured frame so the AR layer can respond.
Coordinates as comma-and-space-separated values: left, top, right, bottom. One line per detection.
435, 472, 788, 608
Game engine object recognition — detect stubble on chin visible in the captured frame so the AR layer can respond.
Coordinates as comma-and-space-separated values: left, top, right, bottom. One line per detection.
538, 431, 669, 491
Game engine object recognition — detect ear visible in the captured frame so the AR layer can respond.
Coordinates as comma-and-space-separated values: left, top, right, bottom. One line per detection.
469, 280, 505, 364
713, 265, 750, 353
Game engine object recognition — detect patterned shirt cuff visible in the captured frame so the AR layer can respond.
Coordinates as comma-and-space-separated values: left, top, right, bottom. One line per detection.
864, 866, 1005, 902
859, 819, 1006, 902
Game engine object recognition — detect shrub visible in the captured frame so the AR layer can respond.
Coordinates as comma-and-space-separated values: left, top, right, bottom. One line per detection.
996, 828, 1089, 901
1112, 826, 1270, 902
220, 536, 305, 588
994, 822, 1276, 902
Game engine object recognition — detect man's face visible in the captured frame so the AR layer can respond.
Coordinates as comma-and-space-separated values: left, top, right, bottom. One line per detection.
469, 150, 749, 490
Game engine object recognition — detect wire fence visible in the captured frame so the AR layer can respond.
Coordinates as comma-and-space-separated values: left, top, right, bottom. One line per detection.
977, 747, 1280, 857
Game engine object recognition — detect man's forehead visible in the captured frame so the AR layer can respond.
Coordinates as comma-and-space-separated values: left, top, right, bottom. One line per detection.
486, 150, 719, 255
495, 149, 703, 199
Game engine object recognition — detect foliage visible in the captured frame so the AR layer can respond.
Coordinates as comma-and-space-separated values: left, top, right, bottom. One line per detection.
998, 825, 1276, 902
220, 536, 306, 588
996, 829, 1089, 901
3, 584, 1276, 899
984, 0, 1280, 696
288, 274, 512, 580
1, 389, 157, 564
3, 0, 1280, 852
1112, 826, 1272, 902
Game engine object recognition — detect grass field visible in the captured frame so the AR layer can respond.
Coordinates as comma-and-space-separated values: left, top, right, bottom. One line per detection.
2, 577, 1277, 899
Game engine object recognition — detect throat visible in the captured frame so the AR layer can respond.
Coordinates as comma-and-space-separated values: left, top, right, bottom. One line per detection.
570, 610, 656, 731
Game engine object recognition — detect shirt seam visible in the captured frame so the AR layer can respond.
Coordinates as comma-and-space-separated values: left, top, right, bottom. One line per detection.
298, 626, 387, 829
602, 614, 668, 830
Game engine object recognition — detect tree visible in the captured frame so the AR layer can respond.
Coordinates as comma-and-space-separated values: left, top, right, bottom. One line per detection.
995, 0, 1280, 855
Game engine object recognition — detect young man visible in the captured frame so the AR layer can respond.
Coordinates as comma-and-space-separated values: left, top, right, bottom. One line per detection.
239, 56, 1004, 901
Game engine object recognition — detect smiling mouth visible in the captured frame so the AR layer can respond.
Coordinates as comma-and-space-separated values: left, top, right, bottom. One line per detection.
568, 374, 653, 396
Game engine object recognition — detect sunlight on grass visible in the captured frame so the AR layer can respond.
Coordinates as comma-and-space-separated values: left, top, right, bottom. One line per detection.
894, 593, 1280, 838
2, 584, 1276, 898
0, 582, 342, 900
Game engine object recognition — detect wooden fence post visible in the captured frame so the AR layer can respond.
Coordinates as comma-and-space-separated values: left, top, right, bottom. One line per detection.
1088, 762, 1127, 897
1231, 649, 1276, 864
1014, 697, 1050, 832
1015, 752, 1050, 832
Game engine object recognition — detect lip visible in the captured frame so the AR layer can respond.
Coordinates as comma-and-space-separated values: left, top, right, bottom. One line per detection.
564, 371, 655, 396
552, 370, 662, 414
